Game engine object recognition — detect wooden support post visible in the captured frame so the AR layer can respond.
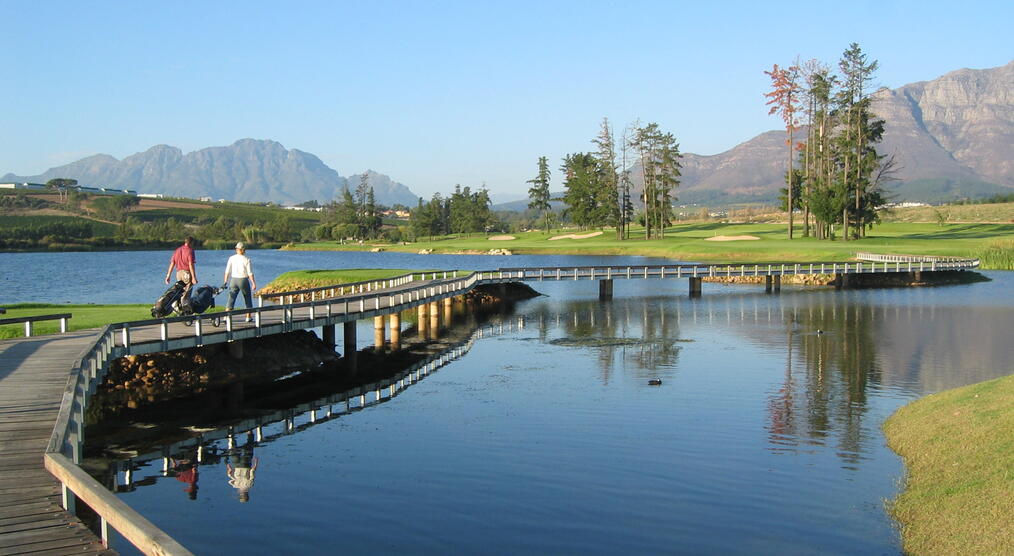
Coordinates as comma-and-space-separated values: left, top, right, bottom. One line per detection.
374, 315, 386, 350
389, 312, 401, 350
443, 300, 453, 326
417, 304, 429, 338
688, 277, 702, 297
765, 275, 773, 293
599, 279, 613, 301
773, 275, 781, 293
322, 323, 336, 350
227, 339, 244, 359
343, 321, 358, 373
428, 301, 440, 339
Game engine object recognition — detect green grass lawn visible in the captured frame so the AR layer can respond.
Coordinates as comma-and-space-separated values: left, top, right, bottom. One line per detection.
0, 302, 236, 339
286, 222, 1014, 269
883, 374, 1014, 555
0, 303, 155, 339
260, 268, 456, 294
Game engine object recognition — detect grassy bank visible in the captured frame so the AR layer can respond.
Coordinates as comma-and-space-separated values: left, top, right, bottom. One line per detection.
286, 222, 1014, 269
0, 303, 155, 339
883, 375, 1014, 555
880, 202, 1014, 223
260, 268, 445, 294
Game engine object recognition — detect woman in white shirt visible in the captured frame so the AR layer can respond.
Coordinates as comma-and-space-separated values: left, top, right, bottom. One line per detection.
223, 242, 257, 321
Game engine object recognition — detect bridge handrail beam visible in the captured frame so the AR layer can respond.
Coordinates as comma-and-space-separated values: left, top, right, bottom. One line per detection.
0, 312, 72, 336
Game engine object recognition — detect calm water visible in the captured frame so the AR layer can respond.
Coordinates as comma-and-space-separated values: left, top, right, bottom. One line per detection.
0, 249, 671, 305
7, 251, 1011, 554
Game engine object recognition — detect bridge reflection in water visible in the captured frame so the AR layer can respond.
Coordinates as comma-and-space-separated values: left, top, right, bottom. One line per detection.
77, 278, 1013, 554
89, 284, 1008, 501
84, 311, 527, 500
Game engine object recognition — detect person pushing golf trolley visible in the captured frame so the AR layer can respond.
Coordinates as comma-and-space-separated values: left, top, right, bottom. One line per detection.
153, 236, 225, 326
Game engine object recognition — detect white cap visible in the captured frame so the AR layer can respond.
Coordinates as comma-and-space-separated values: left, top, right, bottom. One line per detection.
235, 242, 245, 249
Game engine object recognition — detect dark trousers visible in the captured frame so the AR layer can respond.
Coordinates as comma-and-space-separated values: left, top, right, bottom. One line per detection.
228, 277, 253, 310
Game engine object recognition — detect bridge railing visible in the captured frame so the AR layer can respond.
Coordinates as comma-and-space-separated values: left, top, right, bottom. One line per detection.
109, 271, 495, 354
45, 325, 195, 555
0, 312, 72, 337
854, 252, 973, 263
496, 258, 979, 280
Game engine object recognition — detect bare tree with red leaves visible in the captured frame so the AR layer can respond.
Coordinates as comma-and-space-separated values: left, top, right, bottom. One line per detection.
765, 61, 802, 239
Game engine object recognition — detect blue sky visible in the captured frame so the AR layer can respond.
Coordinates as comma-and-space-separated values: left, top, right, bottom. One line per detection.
2, 0, 1011, 199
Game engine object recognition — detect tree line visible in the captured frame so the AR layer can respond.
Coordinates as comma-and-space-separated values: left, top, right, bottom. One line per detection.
313, 175, 386, 242
766, 42, 892, 240
528, 119, 683, 240
410, 185, 495, 239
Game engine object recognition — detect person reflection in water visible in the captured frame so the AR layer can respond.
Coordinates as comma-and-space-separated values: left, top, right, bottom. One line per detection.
172, 453, 199, 500
227, 431, 259, 503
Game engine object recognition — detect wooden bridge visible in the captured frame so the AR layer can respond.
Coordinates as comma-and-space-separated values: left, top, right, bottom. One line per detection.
0, 255, 980, 555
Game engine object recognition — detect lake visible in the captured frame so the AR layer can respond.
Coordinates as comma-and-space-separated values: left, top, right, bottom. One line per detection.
5, 250, 1012, 554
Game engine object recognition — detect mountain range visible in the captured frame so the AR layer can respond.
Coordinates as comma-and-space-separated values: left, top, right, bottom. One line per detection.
4, 60, 1012, 207
677, 60, 1014, 205
2, 139, 418, 207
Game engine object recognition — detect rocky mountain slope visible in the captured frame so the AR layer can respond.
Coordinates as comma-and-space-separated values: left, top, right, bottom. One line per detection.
677, 60, 1014, 204
2, 139, 419, 207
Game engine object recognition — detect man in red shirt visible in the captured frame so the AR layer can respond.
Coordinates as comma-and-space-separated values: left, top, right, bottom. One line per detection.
165, 236, 198, 286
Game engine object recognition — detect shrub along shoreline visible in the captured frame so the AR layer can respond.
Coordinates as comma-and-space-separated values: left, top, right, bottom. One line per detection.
883, 374, 1014, 555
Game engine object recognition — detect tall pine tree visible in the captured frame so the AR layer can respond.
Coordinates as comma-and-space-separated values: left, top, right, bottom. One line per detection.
527, 156, 552, 232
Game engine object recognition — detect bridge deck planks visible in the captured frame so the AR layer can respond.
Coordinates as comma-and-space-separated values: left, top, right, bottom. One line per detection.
0, 331, 114, 555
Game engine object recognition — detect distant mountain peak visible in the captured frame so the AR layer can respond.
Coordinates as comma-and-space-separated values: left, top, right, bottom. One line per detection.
2, 139, 420, 206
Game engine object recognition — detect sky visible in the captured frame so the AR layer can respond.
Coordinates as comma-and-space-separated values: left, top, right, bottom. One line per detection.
2, 0, 1012, 200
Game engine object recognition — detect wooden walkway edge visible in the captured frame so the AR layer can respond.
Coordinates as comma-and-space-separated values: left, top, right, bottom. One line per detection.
0, 330, 114, 555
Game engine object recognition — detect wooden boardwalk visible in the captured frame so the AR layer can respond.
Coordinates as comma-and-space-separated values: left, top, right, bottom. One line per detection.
0, 330, 114, 555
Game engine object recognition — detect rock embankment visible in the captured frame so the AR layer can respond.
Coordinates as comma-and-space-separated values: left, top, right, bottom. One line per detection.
703, 270, 988, 288
466, 282, 541, 305
94, 330, 338, 413
704, 274, 837, 286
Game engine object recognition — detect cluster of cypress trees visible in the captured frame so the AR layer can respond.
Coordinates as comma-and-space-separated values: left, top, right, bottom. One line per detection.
528, 118, 682, 240
319, 174, 384, 241
766, 43, 892, 241
410, 185, 493, 239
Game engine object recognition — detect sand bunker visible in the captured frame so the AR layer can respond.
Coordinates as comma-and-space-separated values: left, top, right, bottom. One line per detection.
705, 235, 761, 241
548, 231, 604, 241
488, 235, 516, 241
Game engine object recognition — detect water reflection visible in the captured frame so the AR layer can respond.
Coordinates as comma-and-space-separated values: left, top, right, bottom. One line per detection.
170, 451, 199, 500
86, 313, 526, 506
517, 287, 1013, 468
84, 276, 1013, 555
226, 432, 258, 503
528, 298, 687, 384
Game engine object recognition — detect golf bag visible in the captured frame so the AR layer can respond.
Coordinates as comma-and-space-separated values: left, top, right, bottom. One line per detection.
184, 285, 219, 315
152, 280, 189, 318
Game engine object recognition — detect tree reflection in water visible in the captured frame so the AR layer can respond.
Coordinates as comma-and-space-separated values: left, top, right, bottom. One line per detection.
767, 299, 883, 467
